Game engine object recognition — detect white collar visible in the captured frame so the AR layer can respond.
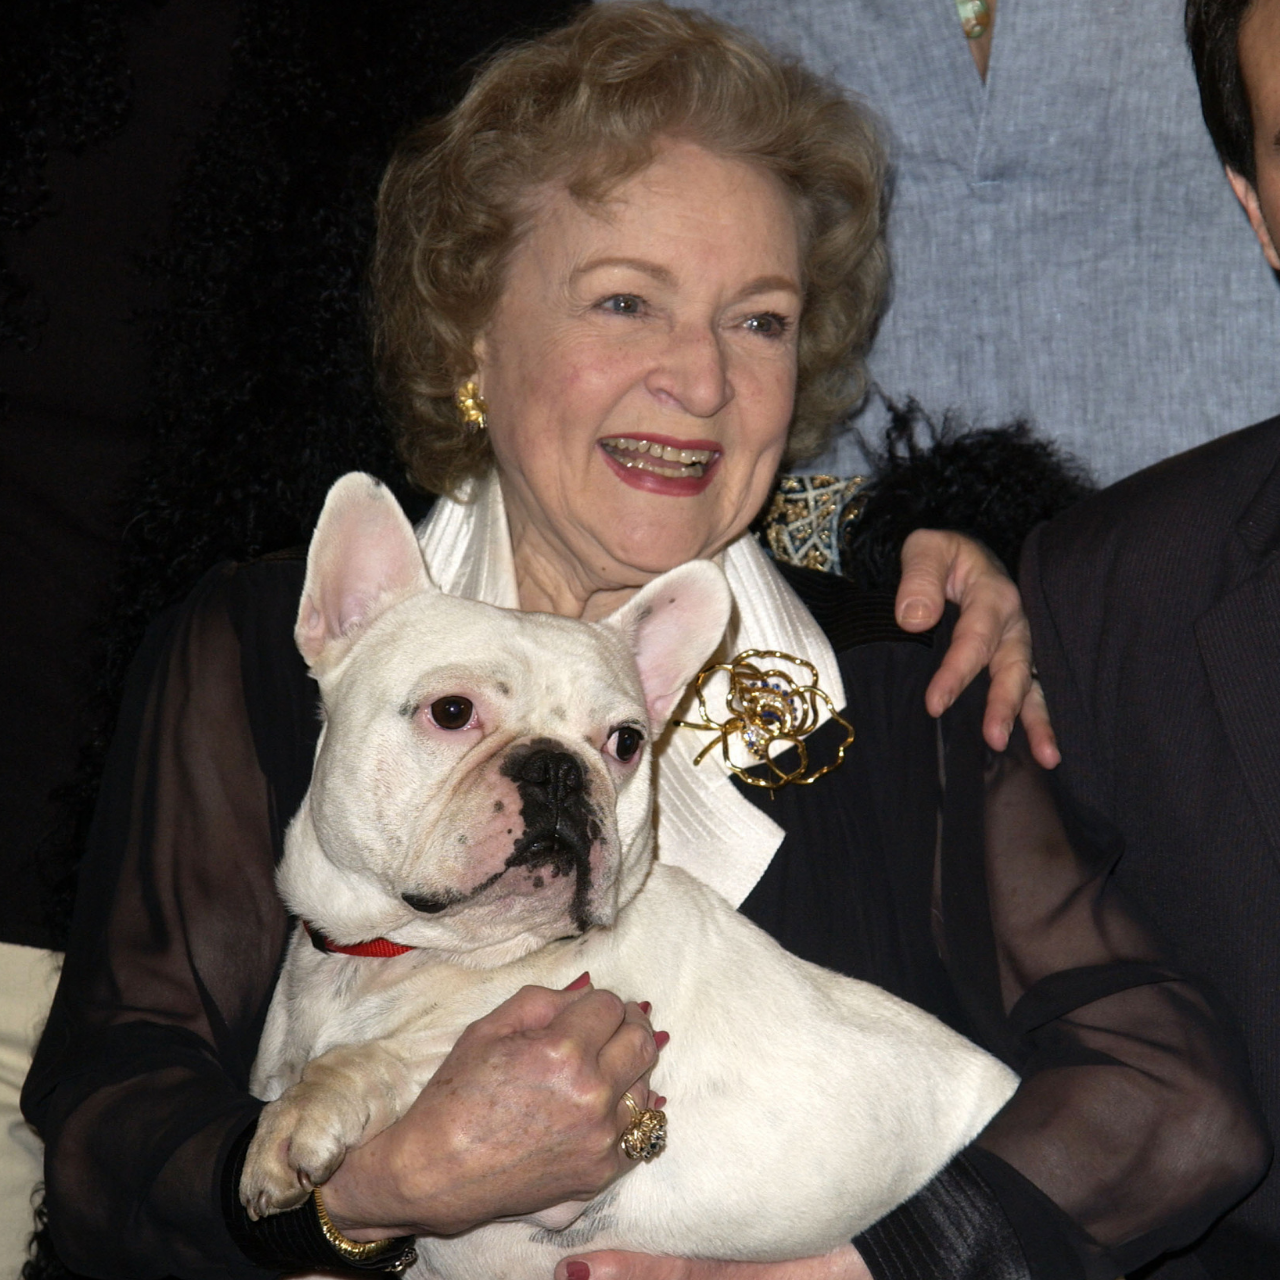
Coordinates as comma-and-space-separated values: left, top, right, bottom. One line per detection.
416, 473, 844, 907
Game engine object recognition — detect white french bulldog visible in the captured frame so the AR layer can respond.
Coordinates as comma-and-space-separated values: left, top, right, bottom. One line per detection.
242, 472, 1017, 1279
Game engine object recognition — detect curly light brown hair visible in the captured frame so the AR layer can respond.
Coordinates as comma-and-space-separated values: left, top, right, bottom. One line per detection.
374, 1, 888, 497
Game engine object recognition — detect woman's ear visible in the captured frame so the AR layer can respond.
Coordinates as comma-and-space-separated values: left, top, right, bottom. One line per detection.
1226, 165, 1280, 271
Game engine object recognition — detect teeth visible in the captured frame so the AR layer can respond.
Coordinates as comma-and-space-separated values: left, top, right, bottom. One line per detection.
622, 457, 700, 477
602, 436, 715, 471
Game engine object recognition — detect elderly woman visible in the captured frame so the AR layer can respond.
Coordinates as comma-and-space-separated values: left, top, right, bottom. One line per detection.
22, 5, 1265, 1280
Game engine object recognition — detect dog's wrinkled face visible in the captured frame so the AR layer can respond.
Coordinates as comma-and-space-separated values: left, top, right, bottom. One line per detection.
279, 474, 731, 967
303, 594, 655, 959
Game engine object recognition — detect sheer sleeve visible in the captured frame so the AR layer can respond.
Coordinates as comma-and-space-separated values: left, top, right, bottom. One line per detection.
858, 677, 1269, 1280
21, 558, 318, 1280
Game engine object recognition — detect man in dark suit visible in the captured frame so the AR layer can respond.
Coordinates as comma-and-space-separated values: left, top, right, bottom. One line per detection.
1021, 1, 1280, 1272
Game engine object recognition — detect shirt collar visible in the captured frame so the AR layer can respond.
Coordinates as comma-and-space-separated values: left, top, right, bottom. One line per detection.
417, 472, 521, 610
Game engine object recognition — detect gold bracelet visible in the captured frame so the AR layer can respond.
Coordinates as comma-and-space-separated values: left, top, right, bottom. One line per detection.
312, 1187, 402, 1264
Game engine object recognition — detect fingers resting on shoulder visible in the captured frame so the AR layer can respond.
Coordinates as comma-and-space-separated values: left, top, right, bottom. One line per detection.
896, 529, 1059, 768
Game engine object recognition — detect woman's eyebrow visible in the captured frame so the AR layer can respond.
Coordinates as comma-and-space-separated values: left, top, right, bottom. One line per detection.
572, 259, 800, 300
572, 256, 677, 286
735, 274, 802, 300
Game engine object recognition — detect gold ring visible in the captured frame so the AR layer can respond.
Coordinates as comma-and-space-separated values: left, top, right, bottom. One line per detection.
619, 1091, 667, 1162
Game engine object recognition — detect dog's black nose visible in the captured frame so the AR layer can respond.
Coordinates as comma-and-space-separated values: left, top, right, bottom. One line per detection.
500, 740, 598, 933
513, 748, 583, 797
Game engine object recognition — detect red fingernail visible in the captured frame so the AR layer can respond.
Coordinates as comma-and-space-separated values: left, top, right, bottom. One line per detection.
654, 1030, 670, 1049
565, 1263, 590, 1280
565, 972, 590, 991
638, 1001, 652, 1015
656, 1095, 667, 1108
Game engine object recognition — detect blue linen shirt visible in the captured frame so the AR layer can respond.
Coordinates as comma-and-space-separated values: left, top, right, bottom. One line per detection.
694, 0, 1280, 483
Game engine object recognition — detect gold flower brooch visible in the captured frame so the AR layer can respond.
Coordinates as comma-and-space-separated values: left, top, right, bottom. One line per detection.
675, 650, 853, 790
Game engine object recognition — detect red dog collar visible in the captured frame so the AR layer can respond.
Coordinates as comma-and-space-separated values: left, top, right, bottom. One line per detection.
304, 921, 416, 957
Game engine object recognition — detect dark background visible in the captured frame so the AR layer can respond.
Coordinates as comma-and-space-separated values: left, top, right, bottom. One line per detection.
0, 0, 582, 952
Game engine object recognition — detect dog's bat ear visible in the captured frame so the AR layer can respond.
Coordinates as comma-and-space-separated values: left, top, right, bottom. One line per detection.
296, 472, 436, 669
598, 561, 732, 729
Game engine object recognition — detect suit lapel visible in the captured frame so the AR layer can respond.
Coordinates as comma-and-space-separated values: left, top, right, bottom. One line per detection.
1196, 459, 1280, 869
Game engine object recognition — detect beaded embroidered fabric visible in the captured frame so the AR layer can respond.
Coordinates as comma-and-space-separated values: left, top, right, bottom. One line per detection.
761, 475, 865, 574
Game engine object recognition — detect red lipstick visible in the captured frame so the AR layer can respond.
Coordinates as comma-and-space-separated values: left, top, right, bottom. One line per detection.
598, 434, 722, 497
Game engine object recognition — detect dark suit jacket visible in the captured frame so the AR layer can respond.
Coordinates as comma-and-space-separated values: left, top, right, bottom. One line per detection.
1022, 415, 1280, 1278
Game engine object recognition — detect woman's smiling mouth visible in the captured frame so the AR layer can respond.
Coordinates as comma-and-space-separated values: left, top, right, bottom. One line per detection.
600, 435, 720, 479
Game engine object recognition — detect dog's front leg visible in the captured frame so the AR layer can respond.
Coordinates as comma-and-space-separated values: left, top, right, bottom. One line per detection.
240, 1039, 437, 1220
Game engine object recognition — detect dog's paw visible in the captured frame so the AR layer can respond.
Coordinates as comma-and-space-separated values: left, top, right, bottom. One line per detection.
239, 1092, 358, 1219
240, 1041, 422, 1218
239, 1109, 311, 1219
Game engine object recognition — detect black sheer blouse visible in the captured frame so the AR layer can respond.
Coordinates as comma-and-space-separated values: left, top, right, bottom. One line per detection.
22, 554, 1267, 1280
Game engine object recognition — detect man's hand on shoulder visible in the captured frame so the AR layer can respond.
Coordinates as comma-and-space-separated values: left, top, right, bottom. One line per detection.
896, 529, 1059, 768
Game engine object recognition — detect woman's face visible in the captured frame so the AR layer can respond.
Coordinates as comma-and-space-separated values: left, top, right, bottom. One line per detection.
473, 139, 803, 617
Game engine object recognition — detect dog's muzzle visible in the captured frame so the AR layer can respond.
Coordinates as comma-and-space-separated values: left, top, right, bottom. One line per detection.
500, 740, 602, 931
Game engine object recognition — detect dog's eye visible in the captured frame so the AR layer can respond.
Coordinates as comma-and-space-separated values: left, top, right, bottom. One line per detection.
430, 696, 475, 730
610, 726, 644, 762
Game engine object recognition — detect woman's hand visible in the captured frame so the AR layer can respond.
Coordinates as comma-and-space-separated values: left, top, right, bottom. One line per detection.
552, 1244, 873, 1280
896, 529, 1059, 768
320, 976, 663, 1239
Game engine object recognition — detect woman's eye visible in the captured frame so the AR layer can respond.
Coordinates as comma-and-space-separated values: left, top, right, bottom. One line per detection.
744, 311, 790, 339
600, 294, 644, 316
430, 696, 475, 730
610, 726, 645, 762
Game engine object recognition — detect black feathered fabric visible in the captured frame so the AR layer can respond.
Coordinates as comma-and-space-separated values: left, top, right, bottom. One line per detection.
841, 399, 1095, 590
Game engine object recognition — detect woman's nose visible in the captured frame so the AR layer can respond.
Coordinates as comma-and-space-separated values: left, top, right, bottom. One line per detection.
646, 325, 733, 419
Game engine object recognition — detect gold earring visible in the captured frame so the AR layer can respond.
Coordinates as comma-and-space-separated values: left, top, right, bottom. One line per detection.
455, 380, 488, 431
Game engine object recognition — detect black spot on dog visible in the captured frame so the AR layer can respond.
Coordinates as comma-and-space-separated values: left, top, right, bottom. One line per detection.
532, 875, 544, 889
493, 800, 504, 813
402, 868, 505, 917
496, 681, 511, 697
401, 892, 455, 914
501, 738, 601, 932
399, 700, 418, 718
